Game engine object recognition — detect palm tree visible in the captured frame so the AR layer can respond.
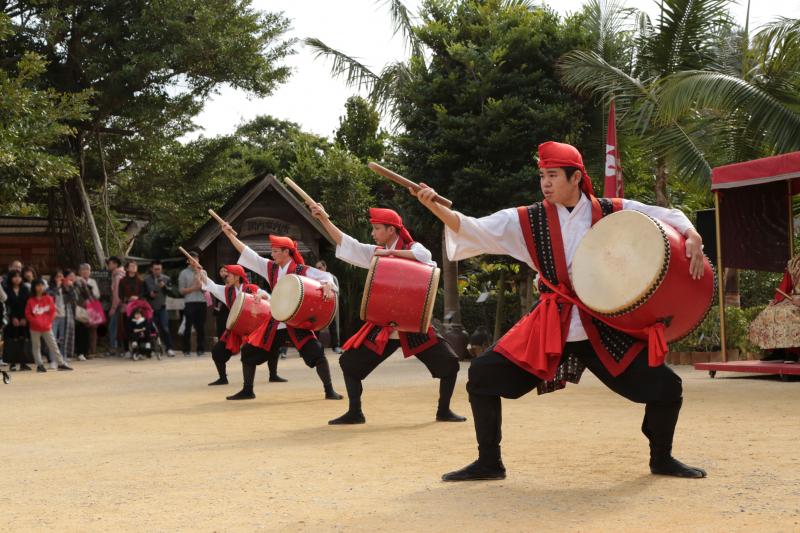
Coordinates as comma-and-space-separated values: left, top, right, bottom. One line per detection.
558, 0, 733, 206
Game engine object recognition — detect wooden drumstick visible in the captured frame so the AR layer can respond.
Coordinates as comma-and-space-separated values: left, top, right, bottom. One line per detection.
208, 208, 237, 236
178, 246, 201, 269
367, 162, 453, 208
776, 288, 793, 300
284, 177, 328, 217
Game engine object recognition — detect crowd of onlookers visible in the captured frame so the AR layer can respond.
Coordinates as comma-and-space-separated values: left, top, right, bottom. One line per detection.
0, 254, 221, 374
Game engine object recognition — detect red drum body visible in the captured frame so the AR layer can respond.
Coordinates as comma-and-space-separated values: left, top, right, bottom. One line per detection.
226, 292, 272, 337
572, 210, 714, 342
271, 274, 336, 331
360, 256, 441, 333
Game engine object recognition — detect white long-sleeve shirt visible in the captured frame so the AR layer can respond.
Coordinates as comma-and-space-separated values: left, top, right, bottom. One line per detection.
336, 234, 435, 268
445, 193, 695, 342
201, 278, 269, 306
238, 246, 336, 330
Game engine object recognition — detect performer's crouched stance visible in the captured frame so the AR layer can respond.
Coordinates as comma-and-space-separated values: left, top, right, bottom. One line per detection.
414, 141, 707, 481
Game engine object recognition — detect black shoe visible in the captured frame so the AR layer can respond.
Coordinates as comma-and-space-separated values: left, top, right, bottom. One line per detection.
436, 409, 467, 422
37, 365, 47, 373
650, 457, 707, 478
226, 390, 255, 400
325, 390, 344, 400
328, 411, 366, 425
269, 375, 288, 383
208, 377, 229, 386
442, 460, 506, 481
19, 364, 32, 371
57, 365, 74, 371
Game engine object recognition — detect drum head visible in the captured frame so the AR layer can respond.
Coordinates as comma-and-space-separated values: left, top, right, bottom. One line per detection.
226, 291, 245, 330
271, 274, 303, 322
572, 210, 668, 315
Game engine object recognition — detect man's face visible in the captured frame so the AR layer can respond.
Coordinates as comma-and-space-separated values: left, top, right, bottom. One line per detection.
9, 260, 22, 272
79, 266, 91, 279
539, 167, 581, 205
107, 260, 119, 270
370, 224, 396, 246
225, 272, 238, 286
152, 264, 162, 276
271, 247, 291, 266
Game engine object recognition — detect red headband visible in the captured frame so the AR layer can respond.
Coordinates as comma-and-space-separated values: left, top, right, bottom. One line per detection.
537, 141, 595, 197
369, 207, 413, 246
224, 264, 248, 283
268, 235, 305, 265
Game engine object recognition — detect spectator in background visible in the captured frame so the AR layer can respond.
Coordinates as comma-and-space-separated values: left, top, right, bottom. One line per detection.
144, 260, 175, 357
315, 260, 341, 353
4, 270, 31, 371
179, 251, 207, 357
117, 260, 144, 357
0, 278, 7, 367
70, 269, 91, 361
105, 256, 125, 356
78, 263, 101, 356
21, 265, 39, 291
25, 279, 73, 372
47, 270, 69, 368
2, 260, 22, 286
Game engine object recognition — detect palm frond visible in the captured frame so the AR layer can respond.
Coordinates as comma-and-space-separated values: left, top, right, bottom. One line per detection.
378, 0, 423, 59
647, 122, 712, 183
303, 37, 380, 92
658, 70, 800, 153
370, 60, 413, 121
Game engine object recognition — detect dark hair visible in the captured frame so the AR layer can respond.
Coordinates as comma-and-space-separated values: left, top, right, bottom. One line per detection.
62, 268, 74, 277
561, 166, 581, 182
107, 256, 121, 267
31, 278, 46, 292
7, 269, 22, 282
22, 265, 37, 277
151, 260, 162, 267
316, 260, 327, 269
124, 260, 137, 269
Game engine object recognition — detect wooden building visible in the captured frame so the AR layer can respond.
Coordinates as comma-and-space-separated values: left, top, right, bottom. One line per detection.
183, 174, 335, 277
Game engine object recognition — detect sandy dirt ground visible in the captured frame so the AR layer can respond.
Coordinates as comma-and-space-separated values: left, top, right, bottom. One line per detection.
2, 350, 799, 532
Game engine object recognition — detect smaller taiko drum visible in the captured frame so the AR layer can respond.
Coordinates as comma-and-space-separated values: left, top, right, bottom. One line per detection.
226, 292, 272, 337
571, 210, 714, 342
271, 274, 337, 331
360, 256, 441, 333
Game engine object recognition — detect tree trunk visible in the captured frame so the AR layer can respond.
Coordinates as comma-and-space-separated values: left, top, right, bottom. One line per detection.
76, 134, 106, 265
493, 269, 507, 341
724, 268, 741, 307
441, 229, 461, 324
654, 156, 669, 207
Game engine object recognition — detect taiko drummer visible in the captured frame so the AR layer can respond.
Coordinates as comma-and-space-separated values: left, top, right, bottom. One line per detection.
309, 205, 466, 425
218, 223, 342, 401
414, 141, 708, 481
194, 264, 268, 386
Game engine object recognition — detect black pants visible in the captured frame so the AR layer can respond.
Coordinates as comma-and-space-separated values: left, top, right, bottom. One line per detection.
237, 329, 335, 395
211, 340, 234, 379
75, 322, 90, 356
338, 335, 460, 413
182, 302, 207, 353
328, 318, 339, 348
467, 341, 683, 464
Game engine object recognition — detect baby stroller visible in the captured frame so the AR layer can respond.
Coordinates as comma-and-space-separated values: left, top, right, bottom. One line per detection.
125, 300, 162, 360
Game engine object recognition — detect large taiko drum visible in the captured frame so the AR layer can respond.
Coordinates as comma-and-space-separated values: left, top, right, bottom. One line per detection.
572, 210, 714, 342
226, 292, 272, 337
360, 256, 441, 333
271, 274, 337, 331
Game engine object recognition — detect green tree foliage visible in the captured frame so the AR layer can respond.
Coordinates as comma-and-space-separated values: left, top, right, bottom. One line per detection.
394, 0, 596, 218
334, 96, 386, 162
0, 13, 91, 212
1, 1, 293, 260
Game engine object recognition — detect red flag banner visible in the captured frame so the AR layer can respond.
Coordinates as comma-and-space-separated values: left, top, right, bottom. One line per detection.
604, 100, 623, 198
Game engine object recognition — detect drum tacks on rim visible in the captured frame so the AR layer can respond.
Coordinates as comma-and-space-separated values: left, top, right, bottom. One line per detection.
360, 256, 440, 333
271, 274, 337, 331
571, 210, 715, 342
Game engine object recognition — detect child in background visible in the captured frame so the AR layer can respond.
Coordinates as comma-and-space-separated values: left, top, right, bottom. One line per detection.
25, 279, 74, 373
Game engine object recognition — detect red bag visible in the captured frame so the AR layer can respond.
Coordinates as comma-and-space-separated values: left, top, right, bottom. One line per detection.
86, 299, 107, 326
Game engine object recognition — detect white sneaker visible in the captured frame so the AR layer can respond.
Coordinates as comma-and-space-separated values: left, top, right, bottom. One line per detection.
78, 355, 87, 361
167, 349, 176, 357
50, 361, 58, 370
0, 359, 7, 367
125, 351, 132, 358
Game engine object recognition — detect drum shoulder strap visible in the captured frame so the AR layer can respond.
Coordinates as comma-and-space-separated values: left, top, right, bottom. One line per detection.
268, 261, 279, 289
